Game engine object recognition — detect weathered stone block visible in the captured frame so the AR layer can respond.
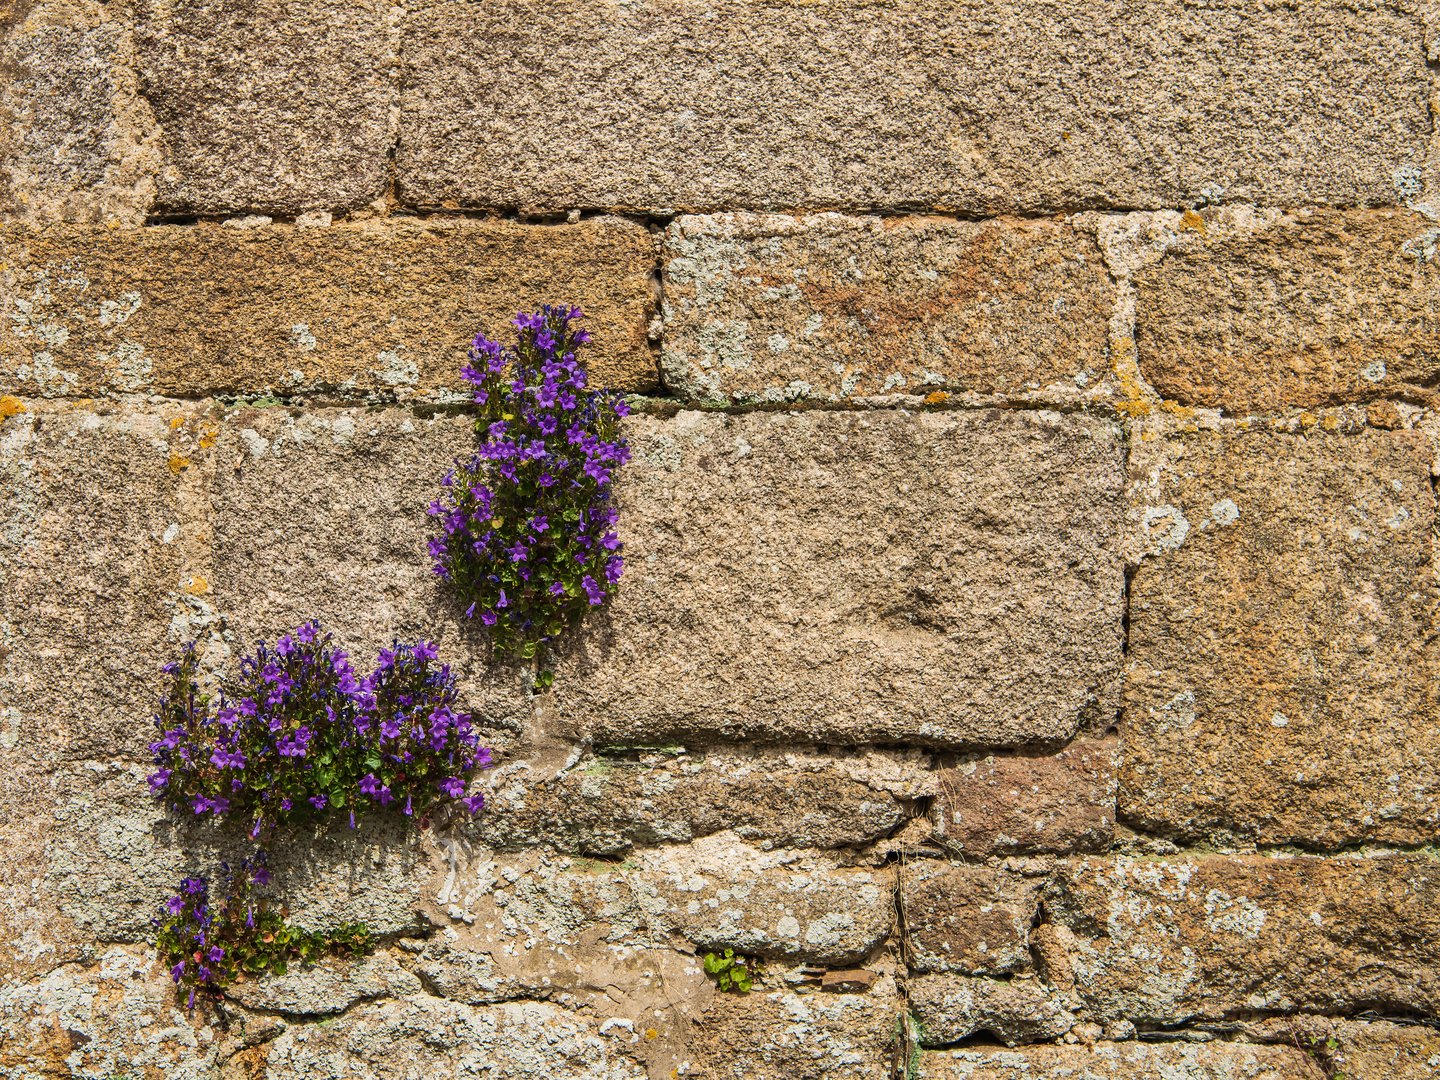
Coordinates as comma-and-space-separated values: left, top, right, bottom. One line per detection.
918, 1042, 1313, 1079
908, 974, 1074, 1047
900, 863, 1038, 976
398, 0, 1427, 213
1135, 209, 1440, 412
0, 947, 237, 1077
1328, 1020, 1440, 1080
933, 735, 1117, 856
0, 403, 205, 763
1046, 855, 1440, 1023
553, 409, 1125, 749
432, 836, 894, 967
477, 747, 919, 855
0, 220, 657, 399
262, 996, 650, 1079
209, 407, 535, 730
661, 214, 1112, 403
1125, 426, 1440, 847
687, 975, 901, 1080
133, 0, 394, 214
0, 3, 158, 224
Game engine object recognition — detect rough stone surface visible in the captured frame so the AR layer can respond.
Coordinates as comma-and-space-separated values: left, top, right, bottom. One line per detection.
686, 974, 901, 1080
133, 0, 394, 215
0, 2, 159, 224
909, 974, 1074, 1047
226, 950, 421, 1015
552, 409, 1125, 749
918, 1042, 1316, 1079
933, 735, 1117, 856
900, 863, 1038, 976
0, 220, 657, 399
431, 835, 894, 967
1125, 425, 1440, 847
0, 947, 242, 1078
0, 403, 204, 764
1046, 855, 1440, 1023
398, 0, 1427, 213
661, 214, 1113, 403
1134, 209, 1440, 413
42, 761, 438, 942
477, 747, 921, 855
209, 407, 535, 732
1328, 1020, 1440, 1080
260, 995, 650, 1079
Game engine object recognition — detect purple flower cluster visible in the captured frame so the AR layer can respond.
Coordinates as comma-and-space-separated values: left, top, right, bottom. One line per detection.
154, 857, 269, 1011
147, 625, 492, 839
428, 305, 630, 658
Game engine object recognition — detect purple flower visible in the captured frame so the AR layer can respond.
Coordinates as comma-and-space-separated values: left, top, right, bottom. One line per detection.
171, 961, 187, 983
308, 795, 327, 810
413, 640, 439, 663
208, 945, 225, 963
165, 895, 186, 916
463, 793, 486, 814
359, 773, 381, 795
438, 776, 466, 799
148, 768, 172, 794
582, 575, 605, 605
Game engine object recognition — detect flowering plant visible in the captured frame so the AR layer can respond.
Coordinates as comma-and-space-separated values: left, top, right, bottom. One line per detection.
155, 855, 373, 1009
428, 305, 630, 663
147, 624, 491, 839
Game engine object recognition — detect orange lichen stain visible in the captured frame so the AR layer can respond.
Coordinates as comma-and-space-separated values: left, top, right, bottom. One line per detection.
167, 452, 190, 474
197, 426, 218, 449
182, 575, 209, 596
1159, 399, 1196, 420
1140, 428, 1159, 442
168, 416, 185, 430
0, 395, 26, 421
1320, 414, 1340, 431
1180, 209, 1208, 237
645, 1028, 659, 1040
1298, 412, 1318, 430
923, 390, 951, 405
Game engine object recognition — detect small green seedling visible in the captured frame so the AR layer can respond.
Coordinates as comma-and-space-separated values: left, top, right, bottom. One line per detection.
702, 948, 758, 993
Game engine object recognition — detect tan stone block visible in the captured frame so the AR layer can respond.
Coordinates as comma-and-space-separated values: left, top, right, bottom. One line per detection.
0, 2, 159, 224
0, 219, 657, 399
933, 735, 1117, 856
398, 0, 1427, 213
900, 863, 1038, 976
1135, 209, 1440, 413
908, 974, 1074, 1047
430, 836, 895, 967
1330, 1020, 1440, 1080
661, 214, 1112, 403
262, 996, 650, 1078
1124, 426, 1440, 846
478, 747, 915, 856
0, 402, 207, 763
208, 406, 533, 729
1046, 855, 1440, 1023
133, 0, 393, 214
553, 409, 1125, 749
918, 1042, 1315, 1079
687, 974, 901, 1080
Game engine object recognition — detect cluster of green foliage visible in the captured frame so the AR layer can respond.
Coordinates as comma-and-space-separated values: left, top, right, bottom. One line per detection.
702, 948, 760, 993
154, 858, 374, 1009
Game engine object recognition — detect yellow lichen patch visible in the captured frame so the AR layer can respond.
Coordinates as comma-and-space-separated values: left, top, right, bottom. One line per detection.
167, 452, 191, 474
1299, 412, 1318, 430
1320, 414, 1340, 431
1159, 399, 1196, 420
923, 390, 951, 405
1180, 209, 1208, 237
0, 395, 26, 421
645, 1028, 659, 1040
182, 574, 210, 596
169, 416, 185, 430
197, 426, 219, 450
1115, 399, 1152, 418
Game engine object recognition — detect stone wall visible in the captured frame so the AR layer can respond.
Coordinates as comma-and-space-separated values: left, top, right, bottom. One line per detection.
3, 1, 1440, 1078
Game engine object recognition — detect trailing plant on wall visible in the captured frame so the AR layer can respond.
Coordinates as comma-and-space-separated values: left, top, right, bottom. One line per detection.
427, 305, 630, 670
146, 623, 491, 1008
